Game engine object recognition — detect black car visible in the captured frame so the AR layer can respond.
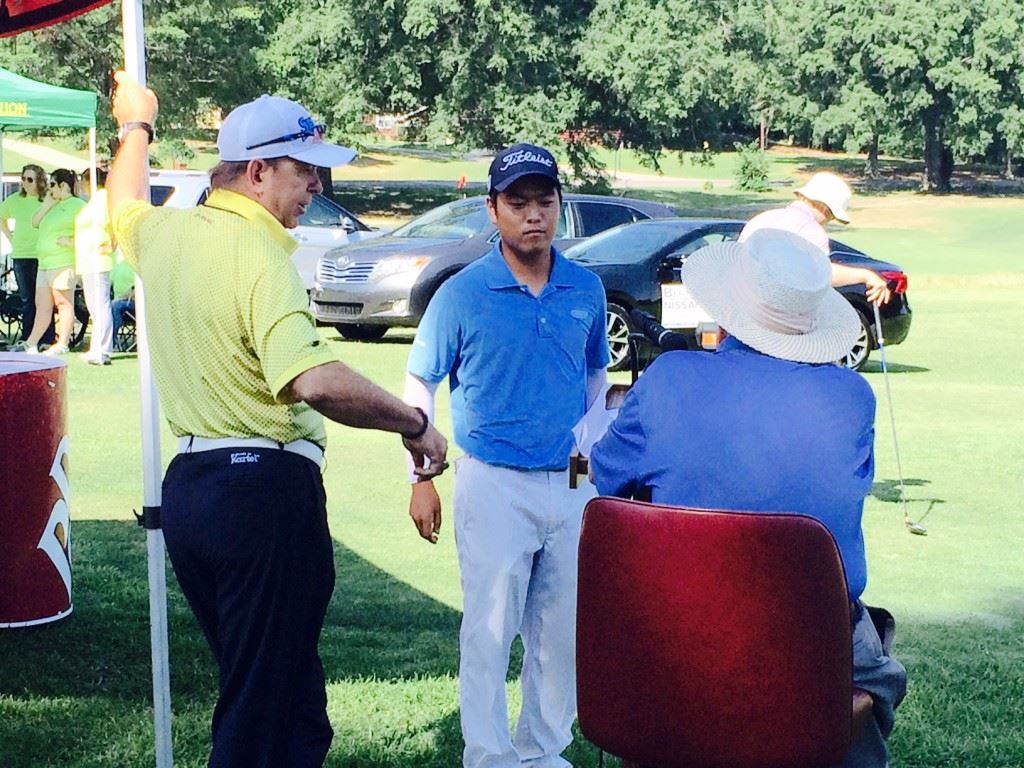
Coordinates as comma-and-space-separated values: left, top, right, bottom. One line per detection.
563, 218, 912, 370
310, 194, 680, 339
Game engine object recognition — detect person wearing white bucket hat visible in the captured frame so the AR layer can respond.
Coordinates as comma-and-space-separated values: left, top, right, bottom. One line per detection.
740, 171, 891, 306
106, 72, 448, 767
591, 229, 907, 768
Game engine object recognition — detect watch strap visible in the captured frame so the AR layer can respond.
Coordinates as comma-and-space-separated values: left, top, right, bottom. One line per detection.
119, 121, 155, 145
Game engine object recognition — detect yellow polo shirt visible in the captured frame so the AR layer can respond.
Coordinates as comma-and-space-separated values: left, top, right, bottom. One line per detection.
75, 189, 114, 274
111, 188, 337, 447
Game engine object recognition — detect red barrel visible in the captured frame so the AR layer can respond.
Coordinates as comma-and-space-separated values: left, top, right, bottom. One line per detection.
0, 353, 72, 627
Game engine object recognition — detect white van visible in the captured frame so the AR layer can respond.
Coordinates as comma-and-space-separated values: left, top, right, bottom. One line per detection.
2, 170, 382, 290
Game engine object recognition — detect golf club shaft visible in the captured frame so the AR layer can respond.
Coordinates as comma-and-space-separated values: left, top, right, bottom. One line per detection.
873, 304, 912, 525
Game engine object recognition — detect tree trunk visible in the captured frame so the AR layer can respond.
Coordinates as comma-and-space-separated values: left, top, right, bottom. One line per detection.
317, 167, 335, 202
865, 133, 880, 179
921, 113, 950, 192
1006, 148, 1016, 180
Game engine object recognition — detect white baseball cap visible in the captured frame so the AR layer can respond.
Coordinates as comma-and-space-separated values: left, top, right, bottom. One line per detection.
217, 95, 356, 168
794, 172, 852, 224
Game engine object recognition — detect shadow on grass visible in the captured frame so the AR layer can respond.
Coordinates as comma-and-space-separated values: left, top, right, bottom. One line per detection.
860, 361, 930, 374
334, 182, 470, 221
325, 331, 415, 346
324, 708, 608, 768
2, 522, 1022, 767
321, 603, 1024, 768
613, 188, 778, 219
0, 519, 464, 767
334, 182, 790, 222
321, 540, 460, 681
871, 478, 946, 528
348, 155, 396, 169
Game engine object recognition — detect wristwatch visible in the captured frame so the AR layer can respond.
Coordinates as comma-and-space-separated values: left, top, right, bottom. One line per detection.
401, 407, 430, 441
118, 121, 155, 144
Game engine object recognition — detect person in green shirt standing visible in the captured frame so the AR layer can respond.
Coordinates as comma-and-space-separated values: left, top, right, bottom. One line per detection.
0, 164, 50, 344
17, 168, 85, 355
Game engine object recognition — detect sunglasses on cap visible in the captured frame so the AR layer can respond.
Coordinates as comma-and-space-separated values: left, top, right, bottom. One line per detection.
245, 116, 326, 151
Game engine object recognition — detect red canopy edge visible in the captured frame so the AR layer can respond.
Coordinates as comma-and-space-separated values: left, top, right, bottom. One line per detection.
0, 0, 114, 38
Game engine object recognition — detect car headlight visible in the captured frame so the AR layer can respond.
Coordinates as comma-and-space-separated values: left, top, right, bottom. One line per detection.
371, 256, 431, 281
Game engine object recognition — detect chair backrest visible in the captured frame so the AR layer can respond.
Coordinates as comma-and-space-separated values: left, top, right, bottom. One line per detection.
577, 497, 854, 768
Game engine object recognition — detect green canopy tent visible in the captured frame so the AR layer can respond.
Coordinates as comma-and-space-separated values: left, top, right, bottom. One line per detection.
0, 67, 98, 201
0, 67, 97, 268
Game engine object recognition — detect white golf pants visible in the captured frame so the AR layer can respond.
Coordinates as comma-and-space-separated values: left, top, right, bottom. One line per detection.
453, 455, 597, 768
81, 270, 112, 361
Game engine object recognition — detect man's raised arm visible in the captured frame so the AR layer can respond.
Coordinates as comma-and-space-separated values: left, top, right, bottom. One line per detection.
108, 71, 159, 214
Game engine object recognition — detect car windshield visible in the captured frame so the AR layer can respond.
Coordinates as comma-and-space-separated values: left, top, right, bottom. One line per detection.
565, 220, 698, 264
300, 195, 367, 230
390, 199, 492, 240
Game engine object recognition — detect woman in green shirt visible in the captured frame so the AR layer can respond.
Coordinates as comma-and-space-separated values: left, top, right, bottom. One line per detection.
0, 164, 48, 343
21, 168, 85, 355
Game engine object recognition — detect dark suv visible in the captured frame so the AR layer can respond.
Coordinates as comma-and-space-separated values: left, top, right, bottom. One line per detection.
310, 194, 679, 339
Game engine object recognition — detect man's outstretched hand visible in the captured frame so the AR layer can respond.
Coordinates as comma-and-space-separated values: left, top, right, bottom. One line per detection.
403, 425, 448, 480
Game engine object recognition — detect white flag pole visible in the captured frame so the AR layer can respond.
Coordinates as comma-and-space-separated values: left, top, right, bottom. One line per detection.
121, 1, 173, 765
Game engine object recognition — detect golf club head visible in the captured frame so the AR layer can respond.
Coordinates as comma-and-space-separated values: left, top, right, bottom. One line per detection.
905, 520, 928, 536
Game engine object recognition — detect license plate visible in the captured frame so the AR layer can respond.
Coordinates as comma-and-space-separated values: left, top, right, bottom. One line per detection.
313, 302, 363, 319
660, 283, 712, 329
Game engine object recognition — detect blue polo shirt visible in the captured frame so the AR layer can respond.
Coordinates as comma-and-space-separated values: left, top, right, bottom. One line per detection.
589, 337, 875, 601
408, 243, 610, 470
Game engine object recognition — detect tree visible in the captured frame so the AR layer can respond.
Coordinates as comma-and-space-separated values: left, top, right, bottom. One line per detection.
575, 0, 747, 158
971, 0, 1024, 178
264, 0, 595, 151
1, 1, 288, 158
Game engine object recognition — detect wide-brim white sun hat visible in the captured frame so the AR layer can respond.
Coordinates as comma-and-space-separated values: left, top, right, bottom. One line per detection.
680, 228, 861, 364
794, 172, 852, 224
218, 95, 357, 169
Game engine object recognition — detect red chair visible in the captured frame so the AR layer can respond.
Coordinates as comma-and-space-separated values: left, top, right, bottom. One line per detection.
576, 497, 874, 768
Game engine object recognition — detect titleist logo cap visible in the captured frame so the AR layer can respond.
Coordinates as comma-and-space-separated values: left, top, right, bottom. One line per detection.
488, 143, 561, 193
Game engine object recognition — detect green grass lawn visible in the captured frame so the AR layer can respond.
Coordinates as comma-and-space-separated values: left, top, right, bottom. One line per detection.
1, 191, 1022, 766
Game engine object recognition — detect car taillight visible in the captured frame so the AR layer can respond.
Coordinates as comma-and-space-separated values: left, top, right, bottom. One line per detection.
880, 270, 908, 294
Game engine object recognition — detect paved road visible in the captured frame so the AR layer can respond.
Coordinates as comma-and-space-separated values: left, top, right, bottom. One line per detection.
2, 138, 89, 172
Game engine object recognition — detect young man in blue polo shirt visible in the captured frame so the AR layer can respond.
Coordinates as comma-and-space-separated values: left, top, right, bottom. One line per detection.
403, 143, 610, 768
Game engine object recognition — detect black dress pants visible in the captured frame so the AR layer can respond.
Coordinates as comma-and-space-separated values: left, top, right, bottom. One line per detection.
162, 448, 335, 768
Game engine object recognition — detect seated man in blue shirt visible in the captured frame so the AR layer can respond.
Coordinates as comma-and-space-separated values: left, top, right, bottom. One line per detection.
590, 228, 907, 768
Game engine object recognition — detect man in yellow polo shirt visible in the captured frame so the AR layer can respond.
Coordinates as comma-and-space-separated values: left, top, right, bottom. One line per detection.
107, 72, 448, 768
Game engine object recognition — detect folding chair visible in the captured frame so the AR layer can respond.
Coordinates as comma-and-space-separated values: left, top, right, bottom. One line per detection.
576, 497, 874, 768
114, 305, 137, 353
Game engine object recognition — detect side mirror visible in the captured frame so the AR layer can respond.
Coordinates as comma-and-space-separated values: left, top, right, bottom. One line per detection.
341, 216, 357, 234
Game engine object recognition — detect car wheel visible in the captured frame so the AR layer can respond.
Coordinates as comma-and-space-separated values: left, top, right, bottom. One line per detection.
606, 302, 632, 372
336, 323, 388, 341
840, 312, 872, 371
